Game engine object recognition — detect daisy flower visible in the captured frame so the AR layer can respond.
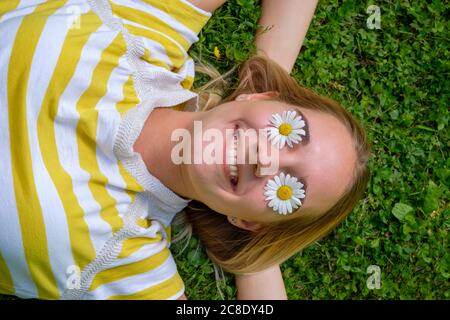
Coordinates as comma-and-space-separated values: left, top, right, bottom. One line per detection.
264, 172, 306, 215
267, 110, 306, 149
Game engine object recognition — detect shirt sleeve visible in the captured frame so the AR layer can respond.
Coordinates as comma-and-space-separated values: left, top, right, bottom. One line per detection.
109, 0, 212, 89
84, 219, 185, 300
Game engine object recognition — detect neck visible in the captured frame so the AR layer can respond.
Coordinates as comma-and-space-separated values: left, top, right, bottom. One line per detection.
133, 107, 199, 201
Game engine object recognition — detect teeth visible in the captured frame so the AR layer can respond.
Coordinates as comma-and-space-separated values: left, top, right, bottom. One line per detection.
230, 165, 238, 177
228, 129, 239, 179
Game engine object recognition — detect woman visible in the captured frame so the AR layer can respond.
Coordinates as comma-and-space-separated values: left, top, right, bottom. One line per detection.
0, 0, 370, 300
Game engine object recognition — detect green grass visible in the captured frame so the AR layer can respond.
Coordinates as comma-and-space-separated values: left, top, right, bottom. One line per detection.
1, 0, 448, 300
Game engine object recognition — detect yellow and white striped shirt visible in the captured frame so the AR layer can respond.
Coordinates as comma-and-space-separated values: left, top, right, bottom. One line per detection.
0, 0, 210, 299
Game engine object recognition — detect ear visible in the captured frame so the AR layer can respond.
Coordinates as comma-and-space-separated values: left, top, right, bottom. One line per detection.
228, 216, 263, 232
235, 91, 279, 102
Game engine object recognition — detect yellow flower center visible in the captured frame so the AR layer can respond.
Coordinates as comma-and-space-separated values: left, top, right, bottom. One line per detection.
277, 185, 292, 200
279, 123, 292, 136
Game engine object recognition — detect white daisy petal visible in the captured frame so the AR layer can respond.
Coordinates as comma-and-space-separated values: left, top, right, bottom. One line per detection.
287, 181, 299, 189
291, 128, 306, 135
292, 118, 305, 128
267, 180, 278, 189
273, 201, 280, 212
286, 200, 292, 213
268, 199, 276, 208
271, 134, 280, 147
277, 139, 282, 149
288, 111, 296, 122
284, 201, 290, 215
264, 171, 306, 215
286, 139, 293, 148
297, 129, 306, 136
271, 114, 283, 126
279, 136, 286, 149
280, 201, 286, 215
291, 200, 300, 210
274, 175, 281, 186
289, 133, 302, 140
270, 114, 277, 123
268, 127, 279, 136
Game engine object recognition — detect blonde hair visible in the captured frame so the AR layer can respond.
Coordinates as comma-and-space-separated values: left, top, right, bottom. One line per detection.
172, 54, 371, 289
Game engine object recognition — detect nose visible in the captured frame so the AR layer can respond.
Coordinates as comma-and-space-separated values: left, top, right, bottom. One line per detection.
254, 138, 300, 179
254, 161, 264, 178
253, 136, 288, 178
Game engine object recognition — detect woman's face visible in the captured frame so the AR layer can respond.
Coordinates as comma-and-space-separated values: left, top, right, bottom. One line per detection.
182, 92, 357, 230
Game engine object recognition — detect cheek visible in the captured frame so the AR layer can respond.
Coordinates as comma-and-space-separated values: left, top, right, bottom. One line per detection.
240, 187, 269, 218
188, 164, 217, 198
190, 164, 209, 183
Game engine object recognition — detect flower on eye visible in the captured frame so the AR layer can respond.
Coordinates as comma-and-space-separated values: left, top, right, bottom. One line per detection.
266, 110, 306, 149
264, 172, 306, 215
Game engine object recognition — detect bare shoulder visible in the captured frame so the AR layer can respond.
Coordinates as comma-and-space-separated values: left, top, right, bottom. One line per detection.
185, 0, 227, 13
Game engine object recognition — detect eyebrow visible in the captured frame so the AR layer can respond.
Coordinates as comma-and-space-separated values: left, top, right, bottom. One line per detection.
295, 108, 310, 145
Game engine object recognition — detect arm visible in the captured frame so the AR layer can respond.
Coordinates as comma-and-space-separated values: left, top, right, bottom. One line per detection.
255, 0, 318, 73
178, 265, 287, 300
235, 265, 288, 300
178, 266, 287, 300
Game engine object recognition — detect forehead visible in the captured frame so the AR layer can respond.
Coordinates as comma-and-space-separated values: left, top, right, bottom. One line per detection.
289, 106, 357, 218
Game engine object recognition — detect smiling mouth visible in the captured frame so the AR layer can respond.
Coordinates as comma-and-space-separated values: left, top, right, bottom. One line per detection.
227, 126, 239, 190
